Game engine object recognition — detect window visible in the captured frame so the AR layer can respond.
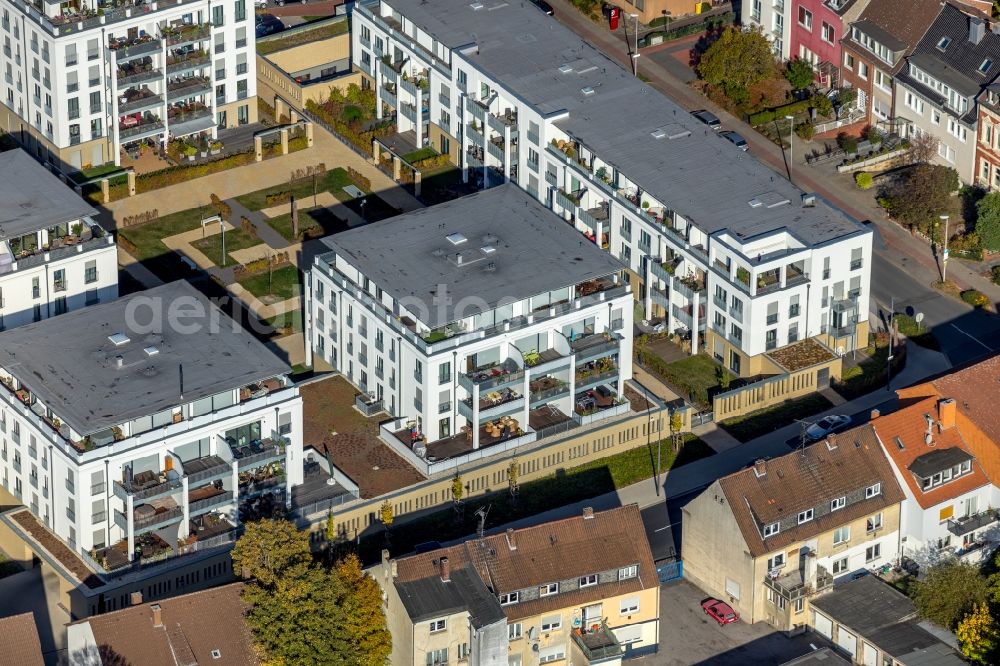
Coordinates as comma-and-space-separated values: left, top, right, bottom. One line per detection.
539, 583, 559, 597
904, 91, 923, 114
508, 623, 522, 640
618, 565, 638, 580
539, 645, 566, 664
859, 62, 869, 80
798, 509, 814, 524
798, 6, 812, 30
939, 142, 956, 163
579, 574, 598, 587
765, 329, 777, 350
89, 90, 100, 114
499, 592, 519, 605
763, 522, 780, 537
540, 615, 561, 632
429, 619, 446, 633
875, 69, 892, 93
794, 598, 805, 614
831, 496, 846, 511
235, 0, 246, 21
751, 0, 761, 21
84, 260, 97, 284
843, 52, 854, 70
867, 512, 883, 532
426, 649, 448, 665
457, 643, 469, 661
948, 118, 968, 142
620, 597, 639, 614
937, 36, 952, 51
212, 5, 224, 26
767, 553, 785, 570
865, 483, 881, 498
833, 556, 849, 574
833, 526, 850, 545
866, 543, 881, 562
821, 22, 835, 44
67, 97, 79, 120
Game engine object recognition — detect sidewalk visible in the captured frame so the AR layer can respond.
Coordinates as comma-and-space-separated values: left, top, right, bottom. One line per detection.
548, 0, 1000, 304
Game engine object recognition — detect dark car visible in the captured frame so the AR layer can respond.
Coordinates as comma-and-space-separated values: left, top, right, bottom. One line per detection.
720, 130, 749, 152
529, 0, 554, 15
255, 14, 284, 38
691, 109, 721, 131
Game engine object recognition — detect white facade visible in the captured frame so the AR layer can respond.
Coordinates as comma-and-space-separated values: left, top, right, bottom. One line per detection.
352, 0, 872, 373
0, 218, 117, 330
308, 254, 633, 448
0, 0, 256, 169
743, 0, 792, 60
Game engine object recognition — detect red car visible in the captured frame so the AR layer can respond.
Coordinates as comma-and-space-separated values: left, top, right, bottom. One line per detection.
701, 599, 739, 625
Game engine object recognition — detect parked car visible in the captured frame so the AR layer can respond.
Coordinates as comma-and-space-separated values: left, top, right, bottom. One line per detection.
529, 0, 554, 15
255, 14, 284, 38
702, 599, 739, 625
805, 414, 852, 441
720, 131, 748, 151
691, 109, 721, 131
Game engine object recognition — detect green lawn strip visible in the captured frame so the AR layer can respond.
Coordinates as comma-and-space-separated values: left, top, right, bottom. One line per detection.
190, 228, 262, 266
255, 20, 348, 56
265, 309, 304, 333
267, 207, 325, 242
401, 146, 438, 163
359, 435, 713, 561
641, 353, 721, 406
69, 163, 125, 184
720, 394, 834, 442
118, 205, 215, 261
894, 314, 942, 350
235, 168, 355, 210
238, 264, 302, 300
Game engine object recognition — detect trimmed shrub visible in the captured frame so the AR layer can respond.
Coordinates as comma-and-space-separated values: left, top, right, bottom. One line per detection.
855, 172, 873, 190
748, 99, 812, 126
961, 289, 990, 308
347, 166, 371, 191
795, 121, 815, 140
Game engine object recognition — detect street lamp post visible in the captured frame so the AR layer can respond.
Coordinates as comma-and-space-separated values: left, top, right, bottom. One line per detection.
629, 13, 640, 78
785, 114, 795, 183
939, 214, 950, 282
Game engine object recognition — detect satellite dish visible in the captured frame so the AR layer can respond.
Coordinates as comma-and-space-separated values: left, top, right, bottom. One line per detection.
836, 346, 845, 356
915, 312, 924, 324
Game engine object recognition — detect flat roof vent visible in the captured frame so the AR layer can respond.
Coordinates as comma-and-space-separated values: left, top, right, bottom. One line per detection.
143, 346, 160, 357
481, 245, 497, 255
446, 232, 467, 245
108, 332, 131, 346
469, 2, 484, 9
651, 123, 690, 140
559, 63, 573, 74
750, 191, 791, 209
581, 86, 595, 96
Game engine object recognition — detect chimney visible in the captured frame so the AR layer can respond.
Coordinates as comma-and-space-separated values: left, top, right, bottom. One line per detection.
439, 557, 450, 583
130, 591, 143, 606
826, 433, 838, 450
753, 459, 767, 478
505, 528, 517, 551
390, 560, 398, 578
870, 408, 880, 421
938, 398, 957, 430
150, 604, 163, 628
804, 551, 818, 589
582, 506, 594, 520
970, 17, 986, 45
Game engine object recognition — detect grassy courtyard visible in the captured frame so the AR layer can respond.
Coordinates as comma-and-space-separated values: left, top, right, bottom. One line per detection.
641, 353, 724, 407
237, 264, 302, 300
268, 206, 346, 242
118, 205, 215, 262
190, 227, 262, 266
235, 168, 356, 211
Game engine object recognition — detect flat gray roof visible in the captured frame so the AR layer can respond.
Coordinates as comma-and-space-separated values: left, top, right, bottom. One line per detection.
0, 149, 97, 240
322, 184, 624, 328
0, 281, 291, 435
381, 0, 866, 246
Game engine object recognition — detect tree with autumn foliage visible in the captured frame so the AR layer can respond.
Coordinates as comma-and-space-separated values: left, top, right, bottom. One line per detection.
232, 519, 391, 666
696, 26, 777, 106
957, 603, 1000, 664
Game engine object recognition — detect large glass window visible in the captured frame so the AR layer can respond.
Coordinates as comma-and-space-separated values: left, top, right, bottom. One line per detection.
225, 421, 262, 448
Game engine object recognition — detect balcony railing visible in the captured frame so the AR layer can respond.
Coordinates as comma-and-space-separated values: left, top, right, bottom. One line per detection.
119, 91, 163, 114
458, 368, 525, 392
572, 333, 620, 364
355, 394, 384, 417
183, 457, 231, 484
164, 24, 211, 47
764, 565, 833, 601
571, 621, 622, 663
111, 38, 162, 63
188, 491, 234, 515
113, 477, 183, 502
947, 511, 999, 537
166, 52, 210, 74
233, 439, 286, 469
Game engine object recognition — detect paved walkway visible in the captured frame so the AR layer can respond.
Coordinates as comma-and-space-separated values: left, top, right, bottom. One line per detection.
103, 123, 423, 226
228, 198, 288, 251
549, 0, 1000, 304
116, 246, 162, 288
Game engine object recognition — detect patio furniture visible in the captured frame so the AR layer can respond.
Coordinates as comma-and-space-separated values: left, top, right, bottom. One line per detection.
134, 504, 155, 520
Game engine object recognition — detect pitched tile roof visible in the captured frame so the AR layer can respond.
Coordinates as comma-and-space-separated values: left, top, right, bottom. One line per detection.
393, 505, 658, 622
846, 0, 944, 74
0, 612, 44, 666
719, 424, 905, 558
930, 354, 1000, 445
70, 582, 258, 666
871, 397, 990, 508
906, 2, 1000, 98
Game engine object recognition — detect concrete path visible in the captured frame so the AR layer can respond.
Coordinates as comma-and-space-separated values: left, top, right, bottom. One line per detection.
103, 122, 422, 225
116, 246, 163, 288
228, 198, 289, 252
691, 422, 743, 453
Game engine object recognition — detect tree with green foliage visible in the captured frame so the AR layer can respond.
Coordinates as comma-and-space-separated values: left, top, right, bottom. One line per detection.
880, 165, 960, 234
696, 26, 777, 105
976, 190, 1000, 251
811, 92, 834, 118
452, 473, 464, 505
957, 603, 1000, 664
231, 518, 312, 587
912, 560, 989, 630
784, 58, 815, 91
855, 172, 873, 190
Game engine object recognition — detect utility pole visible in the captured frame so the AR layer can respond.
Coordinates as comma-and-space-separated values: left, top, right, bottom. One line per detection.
628, 13, 640, 78
939, 214, 950, 282
220, 216, 226, 268
886, 296, 895, 392
785, 115, 794, 183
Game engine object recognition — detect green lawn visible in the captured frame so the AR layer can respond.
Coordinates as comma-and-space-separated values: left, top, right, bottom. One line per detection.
235, 168, 355, 211
267, 206, 349, 242
190, 228, 262, 267
69, 163, 125, 184
265, 309, 304, 333
894, 314, 941, 350
118, 205, 215, 261
643, 353, 723, 406
358, 436, 713, 561
720, 393, 835, 442
401, 146, 438, 163
238, 264, 302, 300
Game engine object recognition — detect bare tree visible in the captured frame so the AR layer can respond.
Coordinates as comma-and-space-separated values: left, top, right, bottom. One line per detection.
908, 132, 939, 165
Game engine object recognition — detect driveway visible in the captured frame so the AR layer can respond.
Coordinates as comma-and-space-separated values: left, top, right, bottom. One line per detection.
658, 580, 831, 665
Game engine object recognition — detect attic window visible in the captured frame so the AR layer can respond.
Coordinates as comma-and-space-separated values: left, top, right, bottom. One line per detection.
446, 232, 467, 245
937, 36, 952, 51
894, 436, 905, 450
108, 332, 131, 346
211, 650, 222, 660
581, 86, 595, 96
981, 59, 994, 74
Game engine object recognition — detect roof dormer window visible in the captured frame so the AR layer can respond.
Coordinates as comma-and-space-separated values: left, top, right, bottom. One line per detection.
937, 36, 952, 51
797, 509, 814, 524
981, 59, 994, 75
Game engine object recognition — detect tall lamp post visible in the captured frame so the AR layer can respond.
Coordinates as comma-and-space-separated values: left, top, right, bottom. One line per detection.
785, 114, 795, 183
629, 13, 640, 78
938, 214, 950, 282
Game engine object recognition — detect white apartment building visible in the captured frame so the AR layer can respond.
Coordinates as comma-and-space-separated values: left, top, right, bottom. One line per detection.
306, 184, 633, 469
743, 0, 792, 59
0, 148, 117, 330
352, 0, 873, 378
0, 0, 257, 171
0, 281, 303, 572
